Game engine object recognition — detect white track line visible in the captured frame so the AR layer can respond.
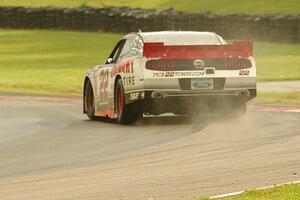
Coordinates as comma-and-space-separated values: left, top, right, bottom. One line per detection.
289, 109, 300, 113
209, 180, 300, 199
210, 191, 244, 199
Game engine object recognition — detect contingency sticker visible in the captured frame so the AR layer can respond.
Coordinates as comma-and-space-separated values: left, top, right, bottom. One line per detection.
153, 71, 205, 78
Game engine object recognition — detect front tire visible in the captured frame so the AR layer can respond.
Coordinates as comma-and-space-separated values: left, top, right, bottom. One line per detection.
84, 80, 95, 120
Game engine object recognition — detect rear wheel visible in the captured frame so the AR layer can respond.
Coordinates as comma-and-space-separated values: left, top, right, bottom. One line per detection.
115, 78, 142, 124
84, 80, 95, 120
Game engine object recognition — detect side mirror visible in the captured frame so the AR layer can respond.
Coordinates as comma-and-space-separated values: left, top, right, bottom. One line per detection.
107, 58, 113, 64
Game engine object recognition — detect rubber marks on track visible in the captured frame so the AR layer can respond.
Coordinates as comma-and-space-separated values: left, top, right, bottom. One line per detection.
248, 104, 300, 113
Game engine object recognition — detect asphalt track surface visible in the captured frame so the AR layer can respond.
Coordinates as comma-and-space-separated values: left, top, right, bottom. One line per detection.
0, 95, 300, 200
257, 81, 300, 92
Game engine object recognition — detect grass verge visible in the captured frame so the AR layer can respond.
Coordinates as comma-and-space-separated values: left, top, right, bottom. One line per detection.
198, 183, 300, 200
253, 92, 300, 105
0, 0, 299, 15
0, 29, 121, 96
255, 42, 300, 81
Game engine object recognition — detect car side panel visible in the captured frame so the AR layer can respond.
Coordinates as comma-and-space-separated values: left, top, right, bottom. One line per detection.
86, 64, 114, 117
89, 57, 142, 118
111, 57, 144, 104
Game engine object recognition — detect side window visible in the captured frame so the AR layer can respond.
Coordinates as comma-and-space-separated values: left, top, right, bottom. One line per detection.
112, 46, 123, 63
105, 39, 126, 64
118, 35, 144, 60
118, 40, 131, 60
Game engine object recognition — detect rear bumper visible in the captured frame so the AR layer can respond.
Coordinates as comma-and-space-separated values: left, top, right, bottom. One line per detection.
150, 89, 255, 100
125, 88, 256, 103
147, 89, 256, 115
125, 88, 256, 114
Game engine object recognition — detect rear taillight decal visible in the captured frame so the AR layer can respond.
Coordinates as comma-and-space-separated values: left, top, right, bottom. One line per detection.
224, 57, 252, 70
145, 58, 252, 71
146, 59, 174, 71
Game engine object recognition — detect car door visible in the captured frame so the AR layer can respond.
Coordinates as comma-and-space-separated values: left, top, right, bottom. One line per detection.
95, 39, 126, 113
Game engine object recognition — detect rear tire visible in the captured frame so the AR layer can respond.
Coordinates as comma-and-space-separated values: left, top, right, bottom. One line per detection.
115, 79, 142, 124
84, 80, 95, 120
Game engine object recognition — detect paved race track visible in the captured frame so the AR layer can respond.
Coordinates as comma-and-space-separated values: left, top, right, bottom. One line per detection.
0, 95, 300, 200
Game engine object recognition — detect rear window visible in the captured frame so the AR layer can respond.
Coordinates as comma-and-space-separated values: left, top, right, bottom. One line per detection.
129, 35, 143, 56
142, 32, 225, 45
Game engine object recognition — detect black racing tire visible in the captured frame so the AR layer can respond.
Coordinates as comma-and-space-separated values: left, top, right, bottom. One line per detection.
115, 78, 142, 124
84, 80, 95, 120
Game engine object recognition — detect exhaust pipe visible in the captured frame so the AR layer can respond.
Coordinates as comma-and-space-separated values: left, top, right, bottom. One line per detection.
152, 91, 164, 101
239, 90, 250, 97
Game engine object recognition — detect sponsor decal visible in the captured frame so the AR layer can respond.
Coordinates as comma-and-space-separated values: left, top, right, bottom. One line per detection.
123, 76, 135, 86
111, 58, 134, 77
205, 67, 215, 75
127, 91, 145, 102
130, 92, 139, 101
153, 71, 205, 78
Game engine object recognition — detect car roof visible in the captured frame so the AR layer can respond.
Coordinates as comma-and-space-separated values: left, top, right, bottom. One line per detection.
132, 31, 224, 45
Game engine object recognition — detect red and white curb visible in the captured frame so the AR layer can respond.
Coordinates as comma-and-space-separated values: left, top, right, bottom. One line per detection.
248, 104, 300, 113
209, 180, 300, 199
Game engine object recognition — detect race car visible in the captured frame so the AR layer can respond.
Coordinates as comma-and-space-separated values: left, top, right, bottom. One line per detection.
83, 31, 256, 124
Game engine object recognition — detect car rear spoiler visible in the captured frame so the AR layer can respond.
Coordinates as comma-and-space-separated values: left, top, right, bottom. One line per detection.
143, 40, 253, 59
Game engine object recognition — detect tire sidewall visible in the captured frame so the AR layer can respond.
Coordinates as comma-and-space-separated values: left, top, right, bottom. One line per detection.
115, 78, 143, 124
85, 80, 95, 119
115, 79, 125, 123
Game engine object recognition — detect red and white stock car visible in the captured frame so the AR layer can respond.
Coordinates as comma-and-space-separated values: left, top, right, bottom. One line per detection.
83, 31, 256, 124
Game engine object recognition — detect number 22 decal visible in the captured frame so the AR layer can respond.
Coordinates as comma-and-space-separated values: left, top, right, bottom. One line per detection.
99, 70, 109, 103
239, 69, 250, 76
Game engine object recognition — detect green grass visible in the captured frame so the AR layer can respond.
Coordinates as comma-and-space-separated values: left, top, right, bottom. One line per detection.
253, 92, 300, 105
198, 183, 300, 200
254, 42, 300, 81
0, 0, 299, 15
0, 29, 122, 95
0, 29, 300, 96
